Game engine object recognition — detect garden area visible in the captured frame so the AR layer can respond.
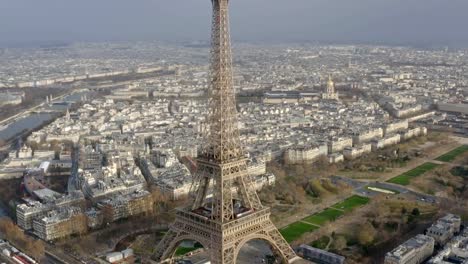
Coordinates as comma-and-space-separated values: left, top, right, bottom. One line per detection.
303, 208, 344, 226
280, 222, 320, 243
280, 195, 370, 242
435, 145, 468, 162
331, 195, 370, 212
387, 162, 439, 185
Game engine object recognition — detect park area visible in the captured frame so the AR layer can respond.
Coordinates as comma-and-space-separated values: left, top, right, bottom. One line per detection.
303, 208, 344, 226
280, 195, 370, 242
331, 195, 370, 212
280, 222, 319, 243
387, 162, 439, 186
435, 145, 468, 162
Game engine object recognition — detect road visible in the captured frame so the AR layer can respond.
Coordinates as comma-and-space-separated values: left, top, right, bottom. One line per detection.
45, 246, 85, 264
353, 180, 437, 204
338, 136, 468, 204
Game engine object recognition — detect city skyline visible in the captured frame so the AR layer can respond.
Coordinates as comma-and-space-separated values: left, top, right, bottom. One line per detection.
1, 0, 468, 47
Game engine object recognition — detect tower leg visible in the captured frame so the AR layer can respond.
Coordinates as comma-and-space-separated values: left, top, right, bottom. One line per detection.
208, 245, 236, 264
153, 229, 178, 262
233, 220, 298, 264
223, 246, 236, 264
266, 225, 298, 263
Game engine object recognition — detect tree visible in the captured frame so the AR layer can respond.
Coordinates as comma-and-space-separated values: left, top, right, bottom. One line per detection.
321, 179, 339, 194
307, 179, 329, 198
333, 236, 347, 250
0, 218, 45, 260
294, 164, 305, 176
258, 186, 275, 204
29, 241, 45, 260
357, 222, 376, 246
267, 161, 286, 179
401, 207, 407, 215
411, 208, 420, 216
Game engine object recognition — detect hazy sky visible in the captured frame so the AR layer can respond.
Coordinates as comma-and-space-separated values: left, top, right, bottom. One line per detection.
1, 0, 468, 47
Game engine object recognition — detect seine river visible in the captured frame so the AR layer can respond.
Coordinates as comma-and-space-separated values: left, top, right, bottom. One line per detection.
0, 91, 88, 142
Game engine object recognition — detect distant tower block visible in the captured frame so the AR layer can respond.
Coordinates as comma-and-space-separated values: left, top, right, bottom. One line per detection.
322, 75, 339, 100
153, 0, 299, 263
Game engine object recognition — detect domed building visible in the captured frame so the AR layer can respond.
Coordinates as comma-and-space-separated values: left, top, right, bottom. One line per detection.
322, 75, 339, 100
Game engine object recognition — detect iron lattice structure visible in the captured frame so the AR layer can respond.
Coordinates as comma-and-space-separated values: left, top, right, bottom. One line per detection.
153, 0, 298, 263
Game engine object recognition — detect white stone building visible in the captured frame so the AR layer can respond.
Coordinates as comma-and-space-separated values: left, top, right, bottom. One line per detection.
384, 234, 435, 264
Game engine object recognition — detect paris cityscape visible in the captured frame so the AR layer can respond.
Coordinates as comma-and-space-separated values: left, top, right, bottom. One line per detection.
1, 1, 468, 264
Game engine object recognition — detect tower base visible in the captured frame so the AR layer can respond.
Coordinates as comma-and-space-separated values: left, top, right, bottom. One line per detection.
154, 208, 298, 264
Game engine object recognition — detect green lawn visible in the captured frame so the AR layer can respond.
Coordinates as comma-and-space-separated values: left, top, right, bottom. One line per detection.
332, 195, 370, 212
436, 145, 468, 162
279, 195, 370, 243
175, 242, 203, 256
302, 208, 344, 226
280, 222, 319, 243
175, 247, 197, 256
387, 162, 439, 185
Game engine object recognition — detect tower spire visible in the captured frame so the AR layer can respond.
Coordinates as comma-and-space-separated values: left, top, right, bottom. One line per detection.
204, 0, 243, 163
154, 1, 298, 263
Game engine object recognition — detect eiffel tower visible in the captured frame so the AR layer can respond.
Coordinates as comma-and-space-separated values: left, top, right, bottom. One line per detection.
154, 0, 299, 263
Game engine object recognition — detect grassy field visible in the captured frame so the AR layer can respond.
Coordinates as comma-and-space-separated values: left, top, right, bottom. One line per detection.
175, 247, 196, 256
387, 162, 439, 185
332, 195, 370, 212
280, 195, 370, 243
436, 145, 468, 162
303, 208, 344, 226
280, 222, 319, 243
175, 243, 203, 256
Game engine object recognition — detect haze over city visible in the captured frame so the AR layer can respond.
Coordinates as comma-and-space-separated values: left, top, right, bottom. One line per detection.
1, 0, 468, 47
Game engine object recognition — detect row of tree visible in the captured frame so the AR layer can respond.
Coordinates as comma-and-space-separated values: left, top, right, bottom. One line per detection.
0, 218, 45, 260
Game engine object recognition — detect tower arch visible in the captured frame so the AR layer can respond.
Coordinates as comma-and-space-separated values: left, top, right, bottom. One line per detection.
159, 233, 209, 263
234, 233, 289, 264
